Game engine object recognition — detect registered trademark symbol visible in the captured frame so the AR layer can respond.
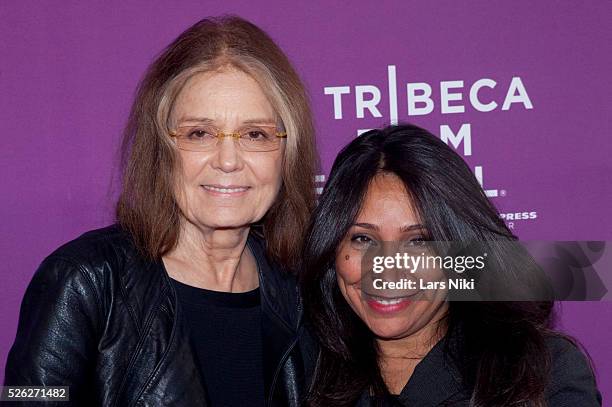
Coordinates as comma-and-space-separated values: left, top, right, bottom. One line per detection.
500, 190, 507, 197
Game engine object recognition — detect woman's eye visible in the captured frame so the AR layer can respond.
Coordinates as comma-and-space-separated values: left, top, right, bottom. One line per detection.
350, 234, 377, 248
187, 128, 214, 139
244, 130, 270, 140
405, 236, 428, 247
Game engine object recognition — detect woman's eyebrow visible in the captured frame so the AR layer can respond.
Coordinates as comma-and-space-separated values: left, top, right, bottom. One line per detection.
176, 117, 277, 126
352, 223, 425, 232
176, 117, 214, 125
241, 118, 277, 126
400, 224, 425, 232
352, 222, 379, 231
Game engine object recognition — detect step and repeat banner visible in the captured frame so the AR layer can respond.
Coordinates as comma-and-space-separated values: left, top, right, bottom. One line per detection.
1, 0, 611, 399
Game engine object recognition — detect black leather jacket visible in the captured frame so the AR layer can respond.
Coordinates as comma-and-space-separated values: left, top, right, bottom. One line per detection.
4, 225, 315, 406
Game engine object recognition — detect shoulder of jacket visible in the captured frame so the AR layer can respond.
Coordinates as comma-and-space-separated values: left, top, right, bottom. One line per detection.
40, 224, 159, 293
38, 224, 167, 327
544, 334, 600, 401
50, 224, 132, 259
545, 334, 586, 365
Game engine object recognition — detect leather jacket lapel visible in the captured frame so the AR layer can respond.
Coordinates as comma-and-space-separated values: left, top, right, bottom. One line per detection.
117, 260, 208, 406
261, 302, 301, 406
248, 234, 306, 406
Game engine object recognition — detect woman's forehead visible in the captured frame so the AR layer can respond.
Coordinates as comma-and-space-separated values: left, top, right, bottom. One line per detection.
356, 174, 420, 226
172, 69, 276, 124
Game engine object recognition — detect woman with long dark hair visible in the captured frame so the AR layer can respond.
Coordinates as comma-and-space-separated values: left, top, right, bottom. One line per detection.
300, 124, 601, 406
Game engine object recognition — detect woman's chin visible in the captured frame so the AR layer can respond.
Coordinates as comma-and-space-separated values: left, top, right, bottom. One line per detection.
366, 319, 413, 340
191, 214, 256, 230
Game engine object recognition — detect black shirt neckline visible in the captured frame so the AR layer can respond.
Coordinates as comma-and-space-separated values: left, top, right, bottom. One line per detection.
170, 278, 260, 308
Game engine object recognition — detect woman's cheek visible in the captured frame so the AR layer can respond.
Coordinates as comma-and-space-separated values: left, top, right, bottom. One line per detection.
335, 248, 364, 286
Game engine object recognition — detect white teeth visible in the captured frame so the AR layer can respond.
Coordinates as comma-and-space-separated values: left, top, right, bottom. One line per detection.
376, 298, 403, 305
204, 186, 248, 193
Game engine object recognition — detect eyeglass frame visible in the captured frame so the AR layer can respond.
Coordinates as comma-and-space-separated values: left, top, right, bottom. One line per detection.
168, 124, 287, 152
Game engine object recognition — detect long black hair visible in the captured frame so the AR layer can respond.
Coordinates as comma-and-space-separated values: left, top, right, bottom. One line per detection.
300, 124, 561, 406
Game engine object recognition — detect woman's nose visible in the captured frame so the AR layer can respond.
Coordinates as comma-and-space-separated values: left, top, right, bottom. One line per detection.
212, 136, 243, 172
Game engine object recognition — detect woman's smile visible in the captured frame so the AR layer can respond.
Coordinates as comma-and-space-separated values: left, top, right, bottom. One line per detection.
201, 184, 251, 196
365, 294, 413, 314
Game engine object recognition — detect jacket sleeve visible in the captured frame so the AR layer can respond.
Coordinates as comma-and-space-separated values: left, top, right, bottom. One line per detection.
546, 336, 602, 406
4, 255, 103, 405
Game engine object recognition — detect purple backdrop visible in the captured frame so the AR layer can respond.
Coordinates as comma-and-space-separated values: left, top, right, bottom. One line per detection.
1, 1, 611, 401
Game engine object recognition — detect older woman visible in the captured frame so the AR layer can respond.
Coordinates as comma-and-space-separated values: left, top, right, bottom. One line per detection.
300, 125, 601, 406
5, 16, 317, 406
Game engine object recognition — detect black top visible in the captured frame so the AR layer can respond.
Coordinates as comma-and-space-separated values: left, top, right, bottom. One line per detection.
356, 333, 602, 407
172, 278, 265, 407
